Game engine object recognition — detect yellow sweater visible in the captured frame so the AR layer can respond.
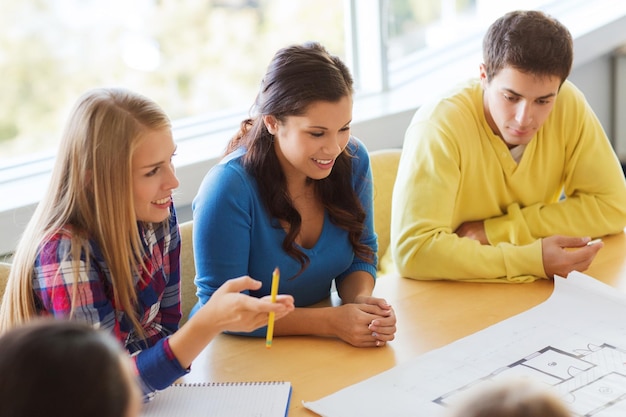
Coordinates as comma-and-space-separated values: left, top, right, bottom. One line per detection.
384, 80, 626, 282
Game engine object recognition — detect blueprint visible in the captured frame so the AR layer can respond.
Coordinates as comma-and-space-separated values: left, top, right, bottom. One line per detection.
303, 272, 626, 417
434, 343, 626, 416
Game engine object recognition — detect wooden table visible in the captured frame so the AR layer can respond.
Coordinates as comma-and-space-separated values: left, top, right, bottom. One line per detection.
181, 232, 626, 416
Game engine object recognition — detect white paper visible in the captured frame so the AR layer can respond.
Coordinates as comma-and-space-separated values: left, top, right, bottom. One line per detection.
141, 381, 292, 417
303, 272, 626, 417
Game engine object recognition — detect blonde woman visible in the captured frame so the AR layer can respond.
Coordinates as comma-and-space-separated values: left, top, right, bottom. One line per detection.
0, 88, 294, 396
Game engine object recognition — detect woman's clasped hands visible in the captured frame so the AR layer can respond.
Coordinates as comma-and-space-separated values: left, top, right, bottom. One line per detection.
336, 296, 396, 348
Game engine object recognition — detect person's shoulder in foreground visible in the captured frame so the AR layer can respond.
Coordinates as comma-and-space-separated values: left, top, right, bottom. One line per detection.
0, 319, 143, 417
441, 377, 571, 417
385, 9, 626, 283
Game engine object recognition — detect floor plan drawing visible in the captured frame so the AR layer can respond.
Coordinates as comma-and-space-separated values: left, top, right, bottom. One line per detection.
303, 272, 626, 417
434, 342, 626, 416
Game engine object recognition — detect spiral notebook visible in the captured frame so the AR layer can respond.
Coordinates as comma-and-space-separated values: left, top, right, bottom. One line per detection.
141, 381, 292, 417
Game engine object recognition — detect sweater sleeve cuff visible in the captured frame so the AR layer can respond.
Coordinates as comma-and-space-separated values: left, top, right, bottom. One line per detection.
135, 336, 189, 394
500, 239, 547, 281
336, 262, 377, 286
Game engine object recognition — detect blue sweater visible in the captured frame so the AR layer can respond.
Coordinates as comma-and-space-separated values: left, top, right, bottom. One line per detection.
190, 137, 378, 335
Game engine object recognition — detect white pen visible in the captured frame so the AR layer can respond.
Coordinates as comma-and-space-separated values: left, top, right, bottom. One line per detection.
587, 238, 602, 246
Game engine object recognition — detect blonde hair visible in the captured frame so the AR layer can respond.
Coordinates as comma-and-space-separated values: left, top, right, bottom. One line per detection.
444, 377, 571, 417
0, 88, 171, 335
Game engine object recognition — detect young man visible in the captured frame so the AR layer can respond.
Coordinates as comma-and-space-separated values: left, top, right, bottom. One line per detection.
384, 10, 626, 282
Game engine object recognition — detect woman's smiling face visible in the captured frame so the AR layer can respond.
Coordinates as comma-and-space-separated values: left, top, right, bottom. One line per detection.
131, 127, 179, 223
266, 95, 352, 184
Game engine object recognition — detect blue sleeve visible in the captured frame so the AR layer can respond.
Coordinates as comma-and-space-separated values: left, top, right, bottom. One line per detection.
191, 160, 254, 307
336, 137, 378, 284
134, 338, 188, 396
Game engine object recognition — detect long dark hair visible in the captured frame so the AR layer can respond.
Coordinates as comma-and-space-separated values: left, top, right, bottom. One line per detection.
226, 42, 373, 276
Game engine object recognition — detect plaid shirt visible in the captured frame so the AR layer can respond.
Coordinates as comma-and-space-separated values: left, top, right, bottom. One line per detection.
32, 209, 187, 395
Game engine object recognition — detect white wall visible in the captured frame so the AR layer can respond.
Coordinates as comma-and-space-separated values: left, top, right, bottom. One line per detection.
569, 54, 614, 140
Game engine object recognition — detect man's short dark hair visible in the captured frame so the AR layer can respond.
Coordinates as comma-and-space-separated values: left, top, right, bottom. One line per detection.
483, 10, 573, 84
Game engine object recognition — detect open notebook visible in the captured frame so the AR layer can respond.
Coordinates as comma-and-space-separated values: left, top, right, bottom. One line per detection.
141, 381, 292, 417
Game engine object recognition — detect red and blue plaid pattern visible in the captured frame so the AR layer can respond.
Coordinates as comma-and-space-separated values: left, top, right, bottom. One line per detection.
32, 209, 187, 395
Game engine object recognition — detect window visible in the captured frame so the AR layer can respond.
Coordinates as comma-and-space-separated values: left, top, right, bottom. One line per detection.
352, 0, 555, 93
0, 0, 575, 165
0, 0, 345, 164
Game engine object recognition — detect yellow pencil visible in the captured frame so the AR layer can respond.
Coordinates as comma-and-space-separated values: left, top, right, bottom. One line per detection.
266, 267, 280, 348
